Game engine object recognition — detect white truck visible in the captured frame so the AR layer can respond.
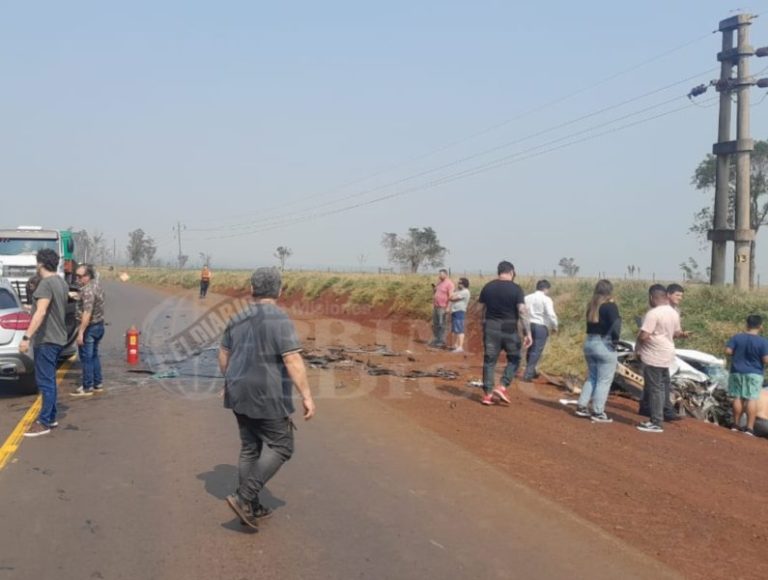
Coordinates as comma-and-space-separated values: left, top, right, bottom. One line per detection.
0, 226, 78, 357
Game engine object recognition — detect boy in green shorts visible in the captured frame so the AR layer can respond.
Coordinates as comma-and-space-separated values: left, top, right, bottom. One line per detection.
725, 314, 768, 436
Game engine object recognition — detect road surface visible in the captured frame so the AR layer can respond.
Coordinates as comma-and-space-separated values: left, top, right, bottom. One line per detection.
0, 281, 677, 579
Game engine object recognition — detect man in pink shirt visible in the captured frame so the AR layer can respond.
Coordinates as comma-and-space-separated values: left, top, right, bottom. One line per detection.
635, 284, 690, 433
430, 269, 454, 348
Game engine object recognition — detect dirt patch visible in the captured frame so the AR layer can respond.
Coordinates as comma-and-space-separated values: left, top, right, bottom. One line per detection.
283, 296, 767, 580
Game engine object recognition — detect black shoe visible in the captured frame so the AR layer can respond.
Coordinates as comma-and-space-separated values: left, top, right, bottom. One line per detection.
574, 406, 591, 418
239, 502, 273, 525
664, 414, 682, 422
251, 502, 273, 520
226, 494, 259, 529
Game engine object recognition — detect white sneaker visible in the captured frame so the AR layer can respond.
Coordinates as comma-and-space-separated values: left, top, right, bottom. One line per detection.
71, 386, 94, 397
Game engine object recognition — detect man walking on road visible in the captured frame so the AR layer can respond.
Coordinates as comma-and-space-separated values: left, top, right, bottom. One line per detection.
71, 264, 106, 397
20, 249, 69, 437
523, 280, 558, 381
636, 285, 689, 433
430, 269, 454, 348
478, 261, 532, 406
200, 265, 212, 299
218, 267, 316, 529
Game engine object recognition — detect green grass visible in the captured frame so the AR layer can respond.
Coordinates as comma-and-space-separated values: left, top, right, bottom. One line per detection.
117, 268, 768, 377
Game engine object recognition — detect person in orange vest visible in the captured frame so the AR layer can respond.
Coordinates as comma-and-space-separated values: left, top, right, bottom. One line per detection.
200, 265, 212, 299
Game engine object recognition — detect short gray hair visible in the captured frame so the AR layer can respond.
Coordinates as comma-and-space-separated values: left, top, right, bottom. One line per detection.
250, 267, 282, 298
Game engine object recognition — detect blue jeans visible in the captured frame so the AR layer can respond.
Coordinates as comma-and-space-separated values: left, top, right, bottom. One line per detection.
577, 335, 618, 415
482, 320, 521, 394
432, 307, 447, 345
78, 322, 105, 390
35, 343, 64, 427
524, 323, 549, 379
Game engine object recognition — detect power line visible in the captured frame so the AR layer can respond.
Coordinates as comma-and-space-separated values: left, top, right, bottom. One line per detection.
189, 29, 717, 228
190, 68, 717, 234
203, 99, 712, 241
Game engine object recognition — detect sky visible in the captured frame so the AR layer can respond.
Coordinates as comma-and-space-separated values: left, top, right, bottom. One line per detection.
1, 1, 767, 280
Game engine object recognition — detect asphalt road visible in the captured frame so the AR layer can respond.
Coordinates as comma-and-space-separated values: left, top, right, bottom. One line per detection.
0, 281, 678, 580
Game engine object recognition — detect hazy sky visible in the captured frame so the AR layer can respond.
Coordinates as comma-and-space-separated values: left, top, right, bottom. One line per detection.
2, 1, 767, 280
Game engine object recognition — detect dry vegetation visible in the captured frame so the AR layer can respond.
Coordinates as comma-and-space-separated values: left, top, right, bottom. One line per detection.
118, 268, 768, 376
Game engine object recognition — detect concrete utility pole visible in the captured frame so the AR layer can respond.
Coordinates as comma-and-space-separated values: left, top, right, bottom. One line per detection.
707, 13, 766, 289
708, 25, 734, 285
733, 17, 754, 289
173, 221, 186, 269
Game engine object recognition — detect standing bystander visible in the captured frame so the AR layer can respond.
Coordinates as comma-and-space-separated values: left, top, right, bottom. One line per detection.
636, 285, 689, 433
638, 284, 691, 421
218, 267, 316, 529
200, 265, 212, 299
20, 249, 69, 437
523, 280, 558, 381
430, 269, 454, 348
448, 278, 470, 353
725, 314, 768, 436
575, 280, 621, 423
71, 264, 106, 397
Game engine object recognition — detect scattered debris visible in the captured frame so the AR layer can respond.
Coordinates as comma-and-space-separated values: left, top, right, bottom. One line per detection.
301, 344, 458, 381
543, 373, 582, 394
151, 368, 180, 379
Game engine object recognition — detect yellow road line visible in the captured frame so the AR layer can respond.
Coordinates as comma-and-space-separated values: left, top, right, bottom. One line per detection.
0, 357, 75, 471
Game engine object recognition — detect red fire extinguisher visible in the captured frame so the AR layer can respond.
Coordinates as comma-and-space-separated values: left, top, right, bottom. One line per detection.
126, 326, 140, 365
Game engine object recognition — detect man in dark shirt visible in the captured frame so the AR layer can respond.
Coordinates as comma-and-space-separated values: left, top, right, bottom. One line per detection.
478, 261, 532, 406
218, 267, 315, 529
20, 249, 69, 437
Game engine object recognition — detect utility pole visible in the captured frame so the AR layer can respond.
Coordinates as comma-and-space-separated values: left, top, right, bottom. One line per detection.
172, 221, 186, 269
733, 16, 754, 290
708, 24, 734, 285
702, 13, 768, 289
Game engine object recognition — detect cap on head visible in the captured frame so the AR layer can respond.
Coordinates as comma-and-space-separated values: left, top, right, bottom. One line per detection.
251, 267, 282, 298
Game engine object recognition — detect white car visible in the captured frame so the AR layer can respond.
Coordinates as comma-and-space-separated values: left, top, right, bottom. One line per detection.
0, 277, 35, 391
613, 340, 731, 424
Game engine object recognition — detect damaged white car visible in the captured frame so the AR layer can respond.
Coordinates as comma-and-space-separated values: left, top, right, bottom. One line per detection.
611, 340, 731, 425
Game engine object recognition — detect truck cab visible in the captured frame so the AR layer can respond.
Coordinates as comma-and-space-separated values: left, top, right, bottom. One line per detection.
0, 226, 78, 356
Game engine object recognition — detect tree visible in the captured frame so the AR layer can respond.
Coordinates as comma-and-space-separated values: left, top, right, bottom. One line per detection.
690, 139, 768, 286
127, 229, 146, 266
199, 252, 212, 267
558, 257, 580, 277
679, 257, 705, 283
274, 246, 293, 271
126, 229, 157, 267
177, 254, 189, 269
381, 227, 447, 273
143, 237, 157, 266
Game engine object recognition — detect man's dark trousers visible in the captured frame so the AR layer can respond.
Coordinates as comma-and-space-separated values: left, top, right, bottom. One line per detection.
235, 413, 294, 503
642, 364, 670, 427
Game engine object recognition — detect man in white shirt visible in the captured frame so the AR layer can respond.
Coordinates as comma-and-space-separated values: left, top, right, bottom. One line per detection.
523, 280, 558, 381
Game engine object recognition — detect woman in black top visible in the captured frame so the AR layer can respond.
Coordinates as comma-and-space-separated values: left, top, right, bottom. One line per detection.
575, 279, 621, 423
